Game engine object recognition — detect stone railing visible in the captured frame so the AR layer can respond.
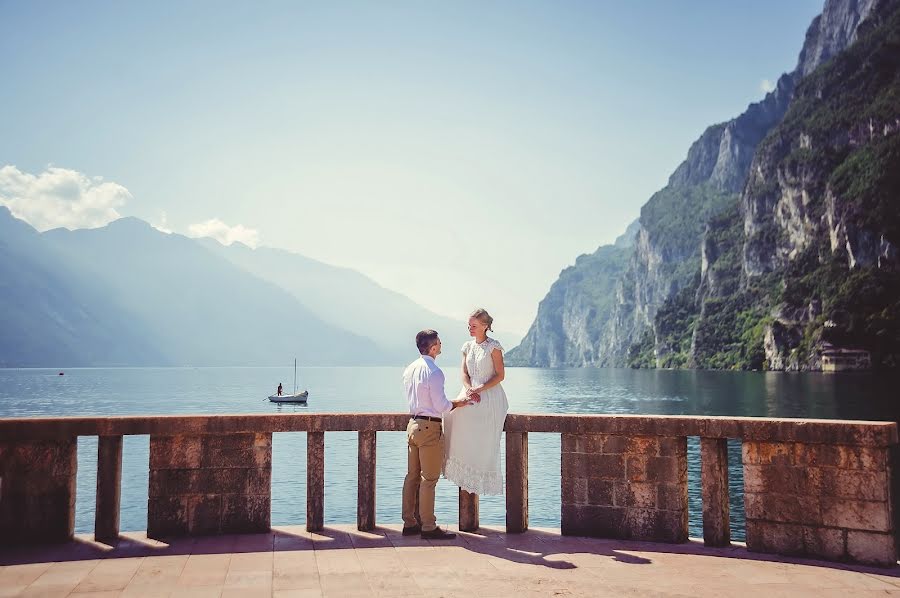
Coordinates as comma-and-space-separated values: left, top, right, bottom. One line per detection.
0, 413, 896, 566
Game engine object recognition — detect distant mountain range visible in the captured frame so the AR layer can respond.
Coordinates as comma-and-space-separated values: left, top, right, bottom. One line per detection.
509, 0, 900, 371
0, 208, 494, 367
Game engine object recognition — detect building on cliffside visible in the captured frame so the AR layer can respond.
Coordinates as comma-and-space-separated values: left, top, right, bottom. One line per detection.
821, 343, 871, 372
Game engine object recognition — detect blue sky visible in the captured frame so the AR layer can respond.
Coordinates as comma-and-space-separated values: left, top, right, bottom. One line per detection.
1, 1, 823, 335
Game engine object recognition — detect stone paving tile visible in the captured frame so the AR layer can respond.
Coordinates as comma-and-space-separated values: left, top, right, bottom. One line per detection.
18, 559, 100, 598
0, 563, 53, 589
273, 528, 314, 553
317, 572, 373, 597
0, 543, 103, 567
175, 554, 231, 588
274, 548, 317, 567
231, 533, 275, 555
72, 557, 144, 593
273, 550, 319, 592
309, 529, 354, 551
791, 565, 899, 590
119, 586, 176, 598
363, 573, 426, 597
220, 589, 271, 598
272, 590, 323, 598
345, 529, 393, 549
18, 588, 88, 598
222, 570, 272, 591
410, 566, 465, 596
227, 551, 273, 572
273, 570, 321, 593
186, 536, 232, 557
104, 535, 182, 560
223, 550, 273, 594
120, 554, 189, 598
127, 554, 189, 583
313, 549, 363, 576
169, 588, 223, 598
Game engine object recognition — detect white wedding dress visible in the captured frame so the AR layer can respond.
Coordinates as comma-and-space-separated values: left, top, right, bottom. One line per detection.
443, 338, 509, 495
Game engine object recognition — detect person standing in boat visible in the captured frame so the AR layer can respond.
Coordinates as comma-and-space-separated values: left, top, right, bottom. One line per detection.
277, 382, 283, 396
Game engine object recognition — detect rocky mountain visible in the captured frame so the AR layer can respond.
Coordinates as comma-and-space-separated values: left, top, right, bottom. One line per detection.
507, 223, 637, 366
694, 0, 900, 370
1, 211, 423, 366
43, 218, 391, 367
0, 207, 164, 367
511, 0, 897, 370
2, 204, 515, 367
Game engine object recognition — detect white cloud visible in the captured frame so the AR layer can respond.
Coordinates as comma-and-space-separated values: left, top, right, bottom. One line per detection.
0, 164, 131, 231
151, 210, 173, 234
760, 79, 776, 94
188, 218, 260, 248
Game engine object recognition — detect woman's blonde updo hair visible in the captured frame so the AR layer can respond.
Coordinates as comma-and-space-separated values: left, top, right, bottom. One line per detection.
470, 308, 494, 332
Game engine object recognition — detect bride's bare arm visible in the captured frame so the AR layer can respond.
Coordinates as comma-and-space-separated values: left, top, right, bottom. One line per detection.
471, 349, 505, 393
462, 353, 473, 390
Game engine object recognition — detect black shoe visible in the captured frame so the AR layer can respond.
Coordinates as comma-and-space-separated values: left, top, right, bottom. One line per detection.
402, 524, 421, 536
421, 527, 456, 540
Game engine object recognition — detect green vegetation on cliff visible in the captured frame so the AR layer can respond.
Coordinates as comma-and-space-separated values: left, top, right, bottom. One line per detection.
632, 0, 900, 370
506, 244, 630, 367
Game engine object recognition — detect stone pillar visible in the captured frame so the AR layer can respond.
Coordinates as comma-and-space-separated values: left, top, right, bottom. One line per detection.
147, 433, 271, 538
357, 430, 376, 531
0, 438, 77, 544
561, 433, 688, 542
459, 489, 479, 532
95, 435, 123, 542
506, 431, 528, 533
307, 431, 324, 532
743, 440, 896, 566
701, 437, 730, 546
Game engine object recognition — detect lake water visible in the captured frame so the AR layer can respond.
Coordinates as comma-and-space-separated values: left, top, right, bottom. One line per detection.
1, 366, 897, 541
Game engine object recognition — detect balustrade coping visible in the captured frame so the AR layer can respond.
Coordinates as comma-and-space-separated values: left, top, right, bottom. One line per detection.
0, 412, 895, 446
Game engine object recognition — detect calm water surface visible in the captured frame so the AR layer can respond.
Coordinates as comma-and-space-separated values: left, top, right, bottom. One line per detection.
1, 366, 897, 541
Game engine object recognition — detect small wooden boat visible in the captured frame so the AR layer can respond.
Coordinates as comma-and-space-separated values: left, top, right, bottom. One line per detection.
268, 390, 308, 403
268, 358, 308, 403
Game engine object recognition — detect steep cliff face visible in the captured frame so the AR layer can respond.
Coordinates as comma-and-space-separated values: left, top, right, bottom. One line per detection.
697, 0, 900, 369
602, 184, 735, 366
506, 244, 630, 367
742, 0, 888, 278
668, 75, 796, 195
796, 0, 879, 77
511, 0, 889, 369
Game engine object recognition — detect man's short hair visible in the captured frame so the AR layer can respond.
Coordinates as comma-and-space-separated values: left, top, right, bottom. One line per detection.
416, 329, 440, 355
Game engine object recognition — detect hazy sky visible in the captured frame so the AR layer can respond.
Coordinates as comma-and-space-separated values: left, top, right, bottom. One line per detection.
1, 1, 822, 336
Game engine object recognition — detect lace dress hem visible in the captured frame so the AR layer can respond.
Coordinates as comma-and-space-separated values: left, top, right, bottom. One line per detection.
443, 456, 504, 496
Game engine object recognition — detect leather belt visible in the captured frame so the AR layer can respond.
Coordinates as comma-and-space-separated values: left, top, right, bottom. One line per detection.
413, 415, 442, 423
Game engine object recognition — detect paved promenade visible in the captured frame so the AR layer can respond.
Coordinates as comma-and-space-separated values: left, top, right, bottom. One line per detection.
1, 524, 898, 597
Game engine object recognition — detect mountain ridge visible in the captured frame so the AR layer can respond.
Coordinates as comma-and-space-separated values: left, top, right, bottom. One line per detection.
1, 208, 491, 366
508, 0, 896, 370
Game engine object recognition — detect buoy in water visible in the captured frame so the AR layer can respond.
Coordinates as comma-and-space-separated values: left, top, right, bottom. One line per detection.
58, 372, 64, 376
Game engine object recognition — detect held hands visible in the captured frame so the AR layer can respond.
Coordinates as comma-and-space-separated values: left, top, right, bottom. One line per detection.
451, 388, 482, 409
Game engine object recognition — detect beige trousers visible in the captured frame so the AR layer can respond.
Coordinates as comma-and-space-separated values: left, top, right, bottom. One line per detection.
402, 418, 443, 532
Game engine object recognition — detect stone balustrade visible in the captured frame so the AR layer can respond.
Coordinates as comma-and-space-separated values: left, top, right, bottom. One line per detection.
0, 413, 896, 566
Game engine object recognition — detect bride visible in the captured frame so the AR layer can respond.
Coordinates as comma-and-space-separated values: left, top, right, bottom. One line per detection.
443, 308, 509, 495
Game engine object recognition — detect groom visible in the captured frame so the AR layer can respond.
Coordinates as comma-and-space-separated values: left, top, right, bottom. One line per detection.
401, 329, 478, 539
